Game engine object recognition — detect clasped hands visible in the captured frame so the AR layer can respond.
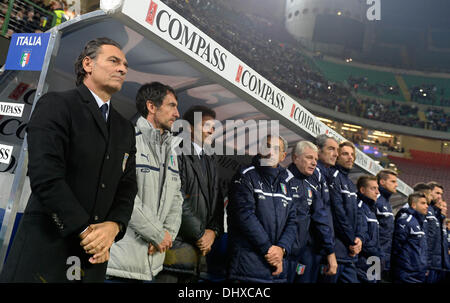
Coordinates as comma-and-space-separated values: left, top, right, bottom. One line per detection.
349, 237, 362, 257
79, 221, 120, 264
148, 230, 173, 255
265, 245, 284, 276
148, 229, 216, 257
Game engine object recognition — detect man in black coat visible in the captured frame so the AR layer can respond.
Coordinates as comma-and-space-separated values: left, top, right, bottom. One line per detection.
0, 37, 137, 283
158, 105, 224, 282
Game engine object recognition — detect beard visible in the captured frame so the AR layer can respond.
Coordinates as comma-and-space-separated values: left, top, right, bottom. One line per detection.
160, 120, 174, 132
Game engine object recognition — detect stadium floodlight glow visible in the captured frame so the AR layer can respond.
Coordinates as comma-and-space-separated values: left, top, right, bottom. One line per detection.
373, 131, 393, 138
342, 127, 358, 132
318, 117, 333, 123
343, 123, 362, 129
363, 139, 375, 144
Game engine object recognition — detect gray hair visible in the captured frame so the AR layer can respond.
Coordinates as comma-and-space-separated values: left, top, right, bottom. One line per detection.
293, 140, 318, 156
315, 134, 338, 150
74, 37, 122, 86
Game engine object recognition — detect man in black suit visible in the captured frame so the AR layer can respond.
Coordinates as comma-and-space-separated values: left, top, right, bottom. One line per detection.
0, 37, 137, 282
157, 105, 224, 282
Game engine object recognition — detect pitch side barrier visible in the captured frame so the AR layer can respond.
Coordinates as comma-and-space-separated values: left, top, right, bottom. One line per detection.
0, 0, 413, 268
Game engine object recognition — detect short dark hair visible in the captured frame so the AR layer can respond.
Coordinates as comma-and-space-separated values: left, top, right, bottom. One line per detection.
357, 175, 377, 191
413, 182, 432, 192
427, 181, 443, 191
182, 105, 216, 127
376, 169, 398, 183
74, 37, 122, 86
408, 192, 426, 206
135, 82, 177, 118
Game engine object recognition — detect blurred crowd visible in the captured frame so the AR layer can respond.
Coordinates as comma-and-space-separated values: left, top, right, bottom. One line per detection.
0, 0, 70, 38
163, 0, 450, 132
348, 76, 401, 99
0, 0, 448, 132
410, 84, 450, 107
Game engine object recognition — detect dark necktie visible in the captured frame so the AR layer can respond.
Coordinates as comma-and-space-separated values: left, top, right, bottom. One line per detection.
100, 103, 108, 121
199, 150, 207, 174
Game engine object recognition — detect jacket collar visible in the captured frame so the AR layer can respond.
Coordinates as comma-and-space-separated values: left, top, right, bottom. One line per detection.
252, 155, 286, 184
316, 160, 333, 181
335, 164, 350, 176
431, 203, 442, 216
379, 186, 392, 200
316, 160, 327, 173
287, 163, 308, 180
357, 192, 377, 211
77, 83, 109, 140
136, 116, 171, 146
406, 207, 426, 225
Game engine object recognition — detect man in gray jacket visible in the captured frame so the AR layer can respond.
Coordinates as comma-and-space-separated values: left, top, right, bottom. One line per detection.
106, 82, 183, 282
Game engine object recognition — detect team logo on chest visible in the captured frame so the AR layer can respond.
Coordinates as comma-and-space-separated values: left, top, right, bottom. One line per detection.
281, 183, 287, 195
258, 181, 264, 190
306, 188, 313, 206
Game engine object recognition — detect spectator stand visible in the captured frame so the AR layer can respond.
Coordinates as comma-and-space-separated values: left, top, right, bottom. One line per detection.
1, 0, 58, 38
161, 0, 449, 133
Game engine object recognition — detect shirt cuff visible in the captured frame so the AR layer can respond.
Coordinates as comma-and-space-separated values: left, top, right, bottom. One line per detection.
79, 226, 89, 236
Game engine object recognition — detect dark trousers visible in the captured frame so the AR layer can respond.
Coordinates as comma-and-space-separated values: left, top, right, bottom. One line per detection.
380, 270, 392, 283
154, 270, 199, 283
321, 261, 359, 283
392, 269, 426, 283
287, 248, 324, 283
105, 276, 153, 283
425, 269, 446, 283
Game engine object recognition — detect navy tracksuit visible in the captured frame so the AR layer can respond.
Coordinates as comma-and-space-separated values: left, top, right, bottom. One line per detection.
375, 186, 394, 274
391, 207, 428, 283
285, 163, 334, 283
356, 193, 382, 283
326, 165, 365, 283
424, 203, 449, 283
226, 156, 298, 283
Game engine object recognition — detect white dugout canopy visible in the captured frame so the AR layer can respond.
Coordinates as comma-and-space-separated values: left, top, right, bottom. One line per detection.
0, 0, 413, 267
